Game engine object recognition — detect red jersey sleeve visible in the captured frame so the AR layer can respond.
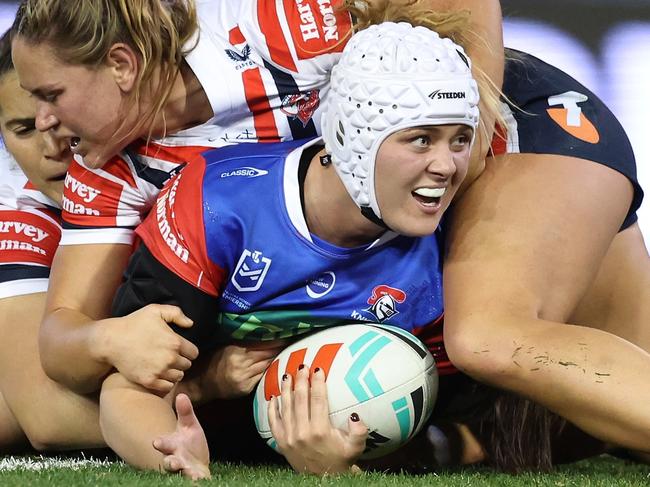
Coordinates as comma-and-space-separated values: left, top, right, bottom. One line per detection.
135, 159, 225, 297
0, 207, 61, 298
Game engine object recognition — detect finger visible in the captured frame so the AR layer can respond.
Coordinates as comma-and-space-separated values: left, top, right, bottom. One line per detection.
178, 338, 200, 361
245, 348, 283, 363
246, 358, 275, 377
268, 395, 285, 442
162, 454, 184, 473
293, 364, 311, 428
152, 435, 178, 456
173, 355, 193, 372
160, 368, 185, 384
157, 304, 194, 328
346, 412, 370, 456
147, 378, 176, 394
175, 393, 199, 429
309, 368, 329, 426
279, 372, 294, 433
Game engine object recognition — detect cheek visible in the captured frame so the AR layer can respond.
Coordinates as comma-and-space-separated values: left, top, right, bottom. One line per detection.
453, 152, 471, 179
3, 135, 44, 182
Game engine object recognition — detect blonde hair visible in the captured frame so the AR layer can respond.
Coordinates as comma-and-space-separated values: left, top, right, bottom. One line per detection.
15, 0, 198, 148
343, 0, 505, 155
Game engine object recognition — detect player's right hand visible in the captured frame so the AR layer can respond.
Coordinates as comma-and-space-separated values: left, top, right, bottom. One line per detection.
104, 304, 199, 393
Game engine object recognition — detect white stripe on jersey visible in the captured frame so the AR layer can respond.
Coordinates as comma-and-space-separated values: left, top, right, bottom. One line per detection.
0, 278, 49, 299
499, 102, 521, 154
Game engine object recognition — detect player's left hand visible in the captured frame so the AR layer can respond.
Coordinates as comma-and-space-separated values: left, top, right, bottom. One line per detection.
152, 393, 211, 480
204, 341, 285, 400
268, 365, 368, 475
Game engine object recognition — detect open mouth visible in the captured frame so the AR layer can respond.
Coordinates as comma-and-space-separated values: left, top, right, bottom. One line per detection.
69, 137, 81, 153
412, 187, 446, 207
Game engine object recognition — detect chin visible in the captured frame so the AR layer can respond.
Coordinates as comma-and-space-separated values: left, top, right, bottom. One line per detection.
389, 220, 441, 238
81, 150, 110, 170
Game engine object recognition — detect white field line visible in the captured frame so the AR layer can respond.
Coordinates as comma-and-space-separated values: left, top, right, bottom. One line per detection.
0, 455, 119, 471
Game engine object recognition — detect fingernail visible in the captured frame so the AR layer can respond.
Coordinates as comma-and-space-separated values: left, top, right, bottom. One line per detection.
282, 373, 288, 381
314, 367, 321, 373
298, 364, 305, 370
350, 412, 360, 422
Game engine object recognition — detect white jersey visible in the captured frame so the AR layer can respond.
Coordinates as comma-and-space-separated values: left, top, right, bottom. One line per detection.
0, 148, 62, 299
61, 0, 351, 246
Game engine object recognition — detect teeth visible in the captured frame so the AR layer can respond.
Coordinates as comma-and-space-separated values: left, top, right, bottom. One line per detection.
414, 187, 446, 198
70, 137, 80, 148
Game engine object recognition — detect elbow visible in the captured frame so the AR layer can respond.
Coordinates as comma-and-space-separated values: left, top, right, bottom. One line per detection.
38, 328, 100, 395
37, 328, 64, 384
444, 315, 524, 388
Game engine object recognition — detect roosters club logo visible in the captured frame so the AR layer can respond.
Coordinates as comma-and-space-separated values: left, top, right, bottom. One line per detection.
366, 285, 407, 322
280, 90, 320, 127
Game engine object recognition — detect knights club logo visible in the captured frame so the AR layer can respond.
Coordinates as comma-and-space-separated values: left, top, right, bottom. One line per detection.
366, 285, 407, 322
280, 90, 320, 127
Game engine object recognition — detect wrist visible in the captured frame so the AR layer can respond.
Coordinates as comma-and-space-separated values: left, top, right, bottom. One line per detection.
88, 317, 116, 367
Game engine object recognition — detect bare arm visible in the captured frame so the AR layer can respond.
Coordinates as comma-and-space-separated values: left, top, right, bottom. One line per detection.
40, 243, 198, 394
0, 292, 104, 449
443, 152, 650, 451
40, 243, 131, 393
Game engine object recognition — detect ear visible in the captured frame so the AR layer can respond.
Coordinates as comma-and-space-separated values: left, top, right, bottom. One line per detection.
105, 43, 139, 93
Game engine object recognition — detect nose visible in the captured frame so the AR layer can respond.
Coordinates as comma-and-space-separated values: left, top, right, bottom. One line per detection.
426, 145, 457, 179
35, 102, 60, 132
42, 130, 71, 162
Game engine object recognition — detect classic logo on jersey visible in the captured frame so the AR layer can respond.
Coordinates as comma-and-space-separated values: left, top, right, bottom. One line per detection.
306, 271, 336, 298
232, 249, 272, 292
220, 167, 269, 179
225, 44, 255, 71
547, 91, 600, 144
281, 90, 320, 126
365, 285, 407, 322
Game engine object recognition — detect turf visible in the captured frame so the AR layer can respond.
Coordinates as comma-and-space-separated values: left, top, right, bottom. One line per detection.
0, 455, 649, 486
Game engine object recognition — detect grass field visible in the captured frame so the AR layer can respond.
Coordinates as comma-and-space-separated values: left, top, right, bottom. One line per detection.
1, 454, 649, 486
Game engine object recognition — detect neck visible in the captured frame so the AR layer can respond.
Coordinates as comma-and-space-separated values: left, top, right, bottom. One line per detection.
149, 61, 213, 137
303, 149, 385, 248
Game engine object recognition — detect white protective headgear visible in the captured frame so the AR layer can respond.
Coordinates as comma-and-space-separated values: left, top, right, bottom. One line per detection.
322, 22, 480, 223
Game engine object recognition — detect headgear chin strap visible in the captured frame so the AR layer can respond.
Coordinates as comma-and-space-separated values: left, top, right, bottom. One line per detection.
322, 22, 480, 223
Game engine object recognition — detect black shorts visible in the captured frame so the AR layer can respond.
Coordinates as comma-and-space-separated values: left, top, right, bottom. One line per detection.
493, 49, 644, 231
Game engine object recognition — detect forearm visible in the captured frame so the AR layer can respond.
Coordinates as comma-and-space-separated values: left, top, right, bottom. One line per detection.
449, 315, 650, 452
100, 372, 175, 471
39, 308, 115, 394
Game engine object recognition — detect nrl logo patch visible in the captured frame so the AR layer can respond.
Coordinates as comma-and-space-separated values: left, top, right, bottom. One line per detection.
231, 250, 272, 292
280, 90, 320, 127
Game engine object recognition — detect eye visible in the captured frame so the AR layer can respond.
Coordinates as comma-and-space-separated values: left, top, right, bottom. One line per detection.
13, 121, 37, 137
34, 90, 61, 103
451, 133, 471, 150
43, 92, 59, 103
409, 135, 431, 148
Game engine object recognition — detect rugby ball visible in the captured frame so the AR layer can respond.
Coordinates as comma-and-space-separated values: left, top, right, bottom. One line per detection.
253, 324, 437, 459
